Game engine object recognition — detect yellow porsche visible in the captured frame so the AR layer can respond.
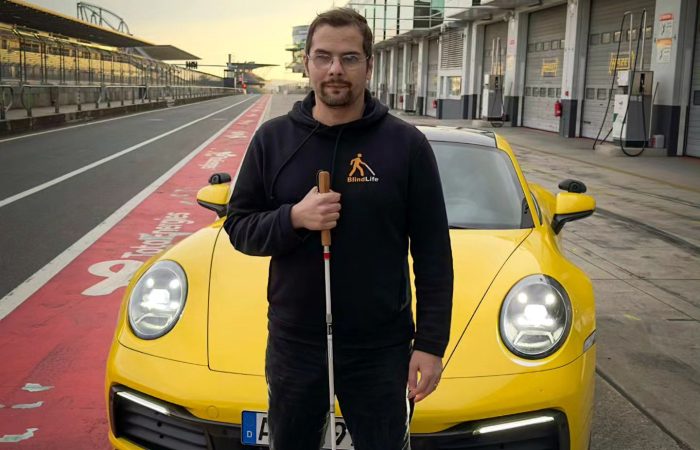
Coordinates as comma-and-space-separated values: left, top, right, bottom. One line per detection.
106, 126, 596, 450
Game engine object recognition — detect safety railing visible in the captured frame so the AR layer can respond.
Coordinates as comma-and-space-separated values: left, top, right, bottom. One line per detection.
6, 84, 244, 118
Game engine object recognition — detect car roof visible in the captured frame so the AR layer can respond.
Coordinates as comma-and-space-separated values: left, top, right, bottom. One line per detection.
416, 125, 498, 147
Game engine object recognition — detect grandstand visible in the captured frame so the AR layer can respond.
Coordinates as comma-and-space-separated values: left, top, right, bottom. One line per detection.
0, 0, 221, 87
0, 0, 237, 122
0, 25, 224, 88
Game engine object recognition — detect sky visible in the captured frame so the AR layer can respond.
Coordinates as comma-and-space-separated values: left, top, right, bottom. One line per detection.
25, 0, 339, 81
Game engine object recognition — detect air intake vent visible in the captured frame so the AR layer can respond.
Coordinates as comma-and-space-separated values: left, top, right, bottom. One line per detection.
441, 28, 464, 69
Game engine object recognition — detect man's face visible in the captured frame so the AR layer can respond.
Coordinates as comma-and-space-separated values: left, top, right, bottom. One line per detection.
304, 24, 373, 108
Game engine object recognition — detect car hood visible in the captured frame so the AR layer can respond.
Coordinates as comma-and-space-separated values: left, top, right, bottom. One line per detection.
208, 228, 531, 375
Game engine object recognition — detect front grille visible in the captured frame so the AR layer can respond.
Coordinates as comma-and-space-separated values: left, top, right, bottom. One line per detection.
111, 386, 568, 450
111, 387, 253, 450
411, 410, 569, 450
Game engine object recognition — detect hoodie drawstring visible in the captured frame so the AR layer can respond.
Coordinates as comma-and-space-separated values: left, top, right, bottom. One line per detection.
269, 122, 321, 200
330, 126, 346, 189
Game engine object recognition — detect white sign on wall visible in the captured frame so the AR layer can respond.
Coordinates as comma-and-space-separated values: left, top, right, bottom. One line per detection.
656, 13, 674, 64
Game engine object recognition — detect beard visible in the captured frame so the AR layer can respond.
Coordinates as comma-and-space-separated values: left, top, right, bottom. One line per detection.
317, 80, 355, 107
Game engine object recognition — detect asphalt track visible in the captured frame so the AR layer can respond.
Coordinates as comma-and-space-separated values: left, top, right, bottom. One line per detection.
0, 94, 268, 447
0, 94, 261, 300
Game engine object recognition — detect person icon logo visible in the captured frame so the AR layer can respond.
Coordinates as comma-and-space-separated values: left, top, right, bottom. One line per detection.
348, 153, 377, 181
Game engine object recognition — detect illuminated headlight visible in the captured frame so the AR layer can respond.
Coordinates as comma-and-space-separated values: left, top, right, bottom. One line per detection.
499, 275, 572, 359
128, 260, 187, 339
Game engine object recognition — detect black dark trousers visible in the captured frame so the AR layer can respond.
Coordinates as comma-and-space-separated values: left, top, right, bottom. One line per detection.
265, 335, 413, 450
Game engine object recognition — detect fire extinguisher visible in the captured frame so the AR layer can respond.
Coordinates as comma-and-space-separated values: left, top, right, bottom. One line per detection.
399, 95, 404, 104
554, 100, 562, 117
432, 99, 438, 109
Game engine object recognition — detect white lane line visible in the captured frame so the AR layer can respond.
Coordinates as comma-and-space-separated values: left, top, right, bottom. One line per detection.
0, 94, 255, 144
0, 97, 264, 321
22, 383, 54, 392
11, 401, 44, 409
0, 96, 256, 210
0, 428, 39, 443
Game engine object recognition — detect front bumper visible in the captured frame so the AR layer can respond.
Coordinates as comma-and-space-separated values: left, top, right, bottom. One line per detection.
107, 344, 595, 450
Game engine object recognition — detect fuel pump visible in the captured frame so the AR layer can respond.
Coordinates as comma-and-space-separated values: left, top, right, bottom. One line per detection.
405, 83, 415, 113
612, 70, 653, 146
612, 10, 652, 153
593, 9, 653, 156
481, 37, 505, 123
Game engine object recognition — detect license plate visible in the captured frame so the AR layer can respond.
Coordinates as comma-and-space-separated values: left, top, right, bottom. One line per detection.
241, 411, 354, 449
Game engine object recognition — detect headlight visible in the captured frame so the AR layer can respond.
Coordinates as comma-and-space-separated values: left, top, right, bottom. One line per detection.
128, 260, 187, 339
499, 275, 572, 359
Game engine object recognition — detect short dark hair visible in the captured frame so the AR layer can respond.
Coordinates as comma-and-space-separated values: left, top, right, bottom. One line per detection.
305, 8, 373, 58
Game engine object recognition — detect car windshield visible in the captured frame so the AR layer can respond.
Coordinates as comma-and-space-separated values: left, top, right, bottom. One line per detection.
430, 141, 529, 230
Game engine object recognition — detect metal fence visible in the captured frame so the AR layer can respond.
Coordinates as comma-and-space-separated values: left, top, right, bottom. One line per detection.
0, 83, 244, 120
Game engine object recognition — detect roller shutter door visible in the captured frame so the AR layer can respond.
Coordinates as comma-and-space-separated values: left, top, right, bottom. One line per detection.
581, 0, 655, 139
686, 7, 700, 157
427, 38, 439, 117
481, 22, 508, 116
522, 5, 567, 132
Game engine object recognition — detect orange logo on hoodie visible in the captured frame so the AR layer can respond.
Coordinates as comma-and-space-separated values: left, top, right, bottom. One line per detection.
347, 153, 379, 183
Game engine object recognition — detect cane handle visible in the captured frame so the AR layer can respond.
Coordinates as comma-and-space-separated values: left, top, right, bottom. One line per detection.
317, 171, 331, 247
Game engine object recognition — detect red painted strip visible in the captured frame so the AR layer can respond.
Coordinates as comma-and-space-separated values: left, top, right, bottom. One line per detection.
324, 252, 331, 260
0, 95, 269, 448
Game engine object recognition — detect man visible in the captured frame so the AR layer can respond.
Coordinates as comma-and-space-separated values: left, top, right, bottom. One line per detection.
224, 8, 453, 450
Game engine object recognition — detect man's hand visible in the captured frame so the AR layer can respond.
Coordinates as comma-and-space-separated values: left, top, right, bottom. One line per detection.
407, 350, 443, 403
290, 186, 341, 231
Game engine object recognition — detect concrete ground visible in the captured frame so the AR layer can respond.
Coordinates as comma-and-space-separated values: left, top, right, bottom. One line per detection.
268, 94, 699, 450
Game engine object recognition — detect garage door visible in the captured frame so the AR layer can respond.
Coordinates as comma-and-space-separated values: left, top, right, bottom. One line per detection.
685, 6, 700, 157
426, 37, 439, 117
481, 21, 508, 118
523, 5, 567, 132
581, 0, 655, 140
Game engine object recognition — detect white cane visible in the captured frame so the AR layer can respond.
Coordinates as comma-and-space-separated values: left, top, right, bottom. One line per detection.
318, 170, 337, 450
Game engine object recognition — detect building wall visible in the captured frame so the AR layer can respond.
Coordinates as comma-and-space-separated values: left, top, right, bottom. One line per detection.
364, 0, 699, 157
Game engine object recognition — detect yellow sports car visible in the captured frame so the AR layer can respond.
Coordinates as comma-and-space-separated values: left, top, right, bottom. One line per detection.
106, 127, 596, 450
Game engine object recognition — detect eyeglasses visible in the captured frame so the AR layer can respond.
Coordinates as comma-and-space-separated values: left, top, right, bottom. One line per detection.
309, 53, 369, 70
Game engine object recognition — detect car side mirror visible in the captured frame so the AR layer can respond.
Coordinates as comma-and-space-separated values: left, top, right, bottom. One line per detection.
551, 192, 595, 234
197, 172, 232, 218
558, 179, 587, 193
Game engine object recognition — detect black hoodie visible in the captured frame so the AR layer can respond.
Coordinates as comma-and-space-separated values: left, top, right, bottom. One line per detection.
224, 90, 453, 357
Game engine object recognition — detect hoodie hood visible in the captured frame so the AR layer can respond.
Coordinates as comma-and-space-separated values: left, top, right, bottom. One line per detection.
288, 89, 389, 132
272, 89, 390, 194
